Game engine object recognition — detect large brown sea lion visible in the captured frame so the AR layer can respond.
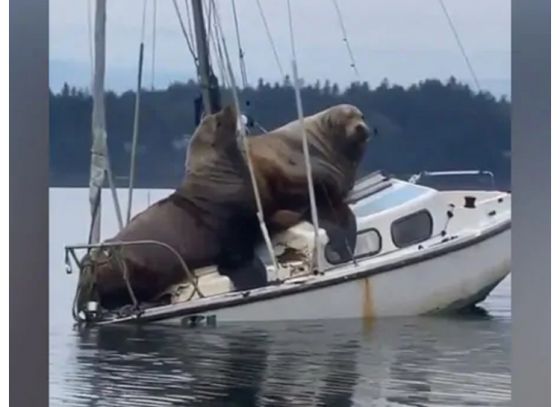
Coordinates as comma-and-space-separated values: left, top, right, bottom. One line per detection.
248, 104, 370, 261
77, 105, 266, 311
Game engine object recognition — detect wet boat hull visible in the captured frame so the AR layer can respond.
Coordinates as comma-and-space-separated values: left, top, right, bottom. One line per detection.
98, 221, 510, 326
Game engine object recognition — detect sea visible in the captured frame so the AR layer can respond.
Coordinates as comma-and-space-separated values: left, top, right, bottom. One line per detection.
49, 188, 511, 407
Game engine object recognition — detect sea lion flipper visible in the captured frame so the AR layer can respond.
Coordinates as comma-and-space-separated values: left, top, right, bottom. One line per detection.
315, 202, 358, 264
218, 256, 268, 291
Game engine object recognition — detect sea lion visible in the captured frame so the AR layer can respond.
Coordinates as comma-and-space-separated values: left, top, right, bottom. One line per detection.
77, 105, 266, 311
248, 104, 370, 261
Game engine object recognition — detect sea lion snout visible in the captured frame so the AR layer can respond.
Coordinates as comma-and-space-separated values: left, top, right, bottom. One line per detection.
352, 122, 370, 143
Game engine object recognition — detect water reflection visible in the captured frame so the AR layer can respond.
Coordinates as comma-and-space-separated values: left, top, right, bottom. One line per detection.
50, 314, 510, 407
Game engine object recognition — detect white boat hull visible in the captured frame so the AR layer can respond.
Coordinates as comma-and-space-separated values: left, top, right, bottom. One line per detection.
80, 177, 510, 327
139, 223, 510, 326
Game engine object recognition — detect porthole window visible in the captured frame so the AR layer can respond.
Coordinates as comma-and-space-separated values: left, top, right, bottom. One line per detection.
325, 228, 382, 265
354, 228, 382, 257
391, 210, 433, 248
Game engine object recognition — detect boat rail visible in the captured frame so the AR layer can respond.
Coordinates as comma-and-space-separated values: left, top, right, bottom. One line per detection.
408, 170, 498, 191
64, 240, 204, 321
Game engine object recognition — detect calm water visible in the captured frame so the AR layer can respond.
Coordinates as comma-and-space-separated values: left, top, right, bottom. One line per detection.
50, 188, 511, 407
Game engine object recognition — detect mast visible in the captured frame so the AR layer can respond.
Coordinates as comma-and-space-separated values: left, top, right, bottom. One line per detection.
88, 0, 108, 244
191, 0, 221, 115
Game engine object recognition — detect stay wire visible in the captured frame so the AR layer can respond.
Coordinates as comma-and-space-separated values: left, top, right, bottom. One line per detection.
331, 0, 360, 78
230, 0, 249, 89
286, 0, 322, 272
150, 0, 157, 90
209, 0, 230, 87
255, 0, 285, 79
437, 0, 481, 92
172, 0, 198, 66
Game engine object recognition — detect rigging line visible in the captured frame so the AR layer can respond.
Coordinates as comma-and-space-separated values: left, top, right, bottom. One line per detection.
211, 30, 229, 88
150, 0, 157, 90
230, 0, 249, 88
331, 0, 360, 78
286, 0, 297, 61
213, 0, 239, 89
141, 0, 149, 40
287, 0, 322, 273
172, 0, 198, 65
207, 0, 229, 87
209, 1, 230, 88
183, 0, 197, 53
437, 0, 481, 92
253, 121, 268, 133
255, 0, 285, 78
126, 0, 149, 224
214, 15, 280, 276
106, 152, 124, 230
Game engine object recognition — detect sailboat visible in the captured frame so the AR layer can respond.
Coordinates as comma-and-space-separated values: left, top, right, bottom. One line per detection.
64, 0, 511, 326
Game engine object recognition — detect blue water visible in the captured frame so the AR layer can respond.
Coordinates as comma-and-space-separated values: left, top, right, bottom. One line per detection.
49, 188, 511, 406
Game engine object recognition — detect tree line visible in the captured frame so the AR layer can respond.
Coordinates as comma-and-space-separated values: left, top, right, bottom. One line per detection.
49, 77, 511, 189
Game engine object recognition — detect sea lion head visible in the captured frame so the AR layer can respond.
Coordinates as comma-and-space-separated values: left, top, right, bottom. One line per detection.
185, 104, 239, 173
319, 104, 370, 161
181, 104, 256, 213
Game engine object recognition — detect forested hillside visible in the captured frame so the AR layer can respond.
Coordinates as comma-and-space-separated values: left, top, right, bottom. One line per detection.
49, 77, 510, 188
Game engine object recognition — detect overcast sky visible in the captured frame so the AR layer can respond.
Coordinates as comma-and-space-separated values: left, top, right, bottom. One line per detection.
49, 0, 511, 98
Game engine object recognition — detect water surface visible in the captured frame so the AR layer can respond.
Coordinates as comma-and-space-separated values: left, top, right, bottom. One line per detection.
50, 188, 511, 406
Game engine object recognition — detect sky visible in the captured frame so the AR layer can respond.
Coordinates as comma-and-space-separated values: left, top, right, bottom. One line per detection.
49, 0, 511, 98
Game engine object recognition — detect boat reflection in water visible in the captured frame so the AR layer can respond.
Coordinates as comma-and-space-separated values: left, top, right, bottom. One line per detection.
57, 312, 510, 407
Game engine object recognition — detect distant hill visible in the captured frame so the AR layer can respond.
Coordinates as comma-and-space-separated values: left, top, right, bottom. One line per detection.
49, 77, 510, 189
